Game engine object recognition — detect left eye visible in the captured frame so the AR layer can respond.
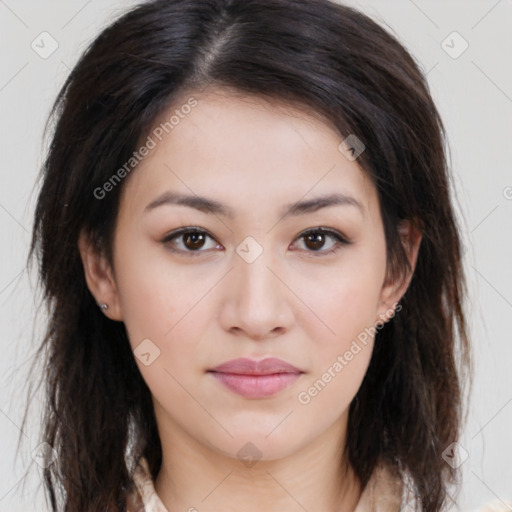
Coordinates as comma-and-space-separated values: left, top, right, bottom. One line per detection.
162, 227, 350, 256
292, 228, 350, 255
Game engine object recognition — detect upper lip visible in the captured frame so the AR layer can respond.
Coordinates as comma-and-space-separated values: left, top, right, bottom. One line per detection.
209, 357, 303, 375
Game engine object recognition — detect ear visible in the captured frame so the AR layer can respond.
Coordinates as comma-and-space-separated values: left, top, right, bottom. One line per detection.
77, 230, 123, 321
376, 219, 422, 324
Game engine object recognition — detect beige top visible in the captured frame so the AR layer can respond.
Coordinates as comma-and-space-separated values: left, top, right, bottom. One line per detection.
126, 456, 511, 512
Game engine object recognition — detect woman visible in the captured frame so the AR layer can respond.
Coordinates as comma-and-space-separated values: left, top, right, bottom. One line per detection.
22, 0, 506, 511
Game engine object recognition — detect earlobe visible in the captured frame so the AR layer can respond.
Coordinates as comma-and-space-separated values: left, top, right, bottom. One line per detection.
77, 231, 123, 321
376, 219, 422, 323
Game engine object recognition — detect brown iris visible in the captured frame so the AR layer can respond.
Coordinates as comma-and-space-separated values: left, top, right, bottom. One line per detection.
183, 232, 207, 250
304, 232, 326, 251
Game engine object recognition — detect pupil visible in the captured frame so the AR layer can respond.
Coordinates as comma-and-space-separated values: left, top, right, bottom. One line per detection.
185, 233, 204, 249
307, 233, 324, 250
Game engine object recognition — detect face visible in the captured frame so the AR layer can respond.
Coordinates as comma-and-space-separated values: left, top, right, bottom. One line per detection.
84, 88, 416, 462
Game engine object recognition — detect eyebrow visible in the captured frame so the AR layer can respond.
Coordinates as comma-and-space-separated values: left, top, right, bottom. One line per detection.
144, 191, 365, 218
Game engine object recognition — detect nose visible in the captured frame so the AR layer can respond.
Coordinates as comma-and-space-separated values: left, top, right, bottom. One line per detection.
218, 246, 294, 341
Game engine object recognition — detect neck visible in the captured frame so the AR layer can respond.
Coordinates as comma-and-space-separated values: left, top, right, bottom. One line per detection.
154, 415, 362, 512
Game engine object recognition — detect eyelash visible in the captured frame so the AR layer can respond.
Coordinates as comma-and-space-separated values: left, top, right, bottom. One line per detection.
161, 226, 352, 257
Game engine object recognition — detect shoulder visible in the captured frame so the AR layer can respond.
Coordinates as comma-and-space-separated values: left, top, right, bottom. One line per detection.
353, 462, 405, 512
354, 463, 512, 512
125, 456, 512, 512
470, 500, 512, 512
126, 456, 169, 512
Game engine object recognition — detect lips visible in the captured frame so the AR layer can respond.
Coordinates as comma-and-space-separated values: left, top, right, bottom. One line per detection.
209, 357, 303, 375
208, 357, 304, 398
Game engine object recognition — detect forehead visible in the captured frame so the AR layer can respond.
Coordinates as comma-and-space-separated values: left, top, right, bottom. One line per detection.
119, 87, 379, 223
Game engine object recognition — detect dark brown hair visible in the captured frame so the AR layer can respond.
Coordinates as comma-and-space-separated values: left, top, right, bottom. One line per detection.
20, 0, 471, 510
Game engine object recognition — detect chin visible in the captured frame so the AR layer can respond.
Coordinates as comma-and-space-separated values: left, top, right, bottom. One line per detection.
204, 426, 311, 463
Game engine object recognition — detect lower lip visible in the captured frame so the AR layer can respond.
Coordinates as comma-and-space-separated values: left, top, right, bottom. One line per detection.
209, 372, 302, 398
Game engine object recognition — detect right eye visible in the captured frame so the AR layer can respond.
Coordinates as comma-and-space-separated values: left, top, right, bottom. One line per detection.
161, 227, 222, 255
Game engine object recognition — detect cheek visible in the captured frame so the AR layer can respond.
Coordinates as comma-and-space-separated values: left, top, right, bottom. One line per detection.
113, 238, 210, 341
291, 249, 384, 402
294, 253, 384, 348
113, 245, 220, 397
324, 274, 381, 345
293, 268, 380, 416
295, 342, 372, 432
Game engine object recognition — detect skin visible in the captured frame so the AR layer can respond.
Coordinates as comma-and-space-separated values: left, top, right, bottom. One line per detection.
79, 87, 422, 512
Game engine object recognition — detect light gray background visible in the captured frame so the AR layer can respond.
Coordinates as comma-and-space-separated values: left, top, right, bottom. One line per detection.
0, 1, 511, 511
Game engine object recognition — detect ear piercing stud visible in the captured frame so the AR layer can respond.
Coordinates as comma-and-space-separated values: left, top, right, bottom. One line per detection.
100, 303, 109, 311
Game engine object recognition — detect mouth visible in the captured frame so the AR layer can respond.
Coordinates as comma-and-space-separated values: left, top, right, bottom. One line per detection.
207, 357, 304, 399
